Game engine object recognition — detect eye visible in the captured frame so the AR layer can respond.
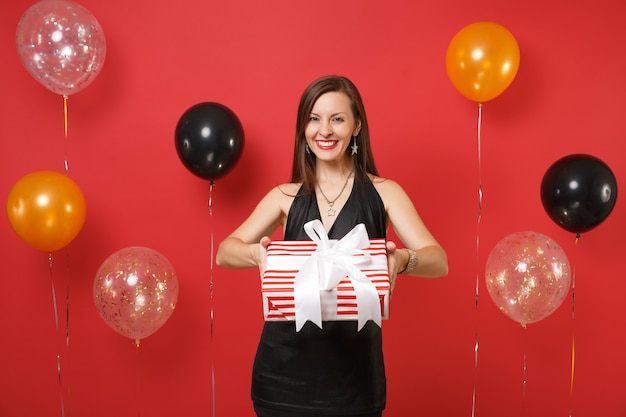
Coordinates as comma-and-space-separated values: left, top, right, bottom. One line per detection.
332, 116, 344, 122
309, 115, 319, 122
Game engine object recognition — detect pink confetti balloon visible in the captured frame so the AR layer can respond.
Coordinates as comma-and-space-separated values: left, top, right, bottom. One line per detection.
485, 231, 571, 325
94, 247, 179, 341
16, 0, 106, 96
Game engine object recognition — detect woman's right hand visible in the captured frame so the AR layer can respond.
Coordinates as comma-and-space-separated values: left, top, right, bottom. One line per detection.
257, 236, 271, 278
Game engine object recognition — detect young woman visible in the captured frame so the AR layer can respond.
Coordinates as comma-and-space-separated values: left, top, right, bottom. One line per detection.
216, 75, 448, 417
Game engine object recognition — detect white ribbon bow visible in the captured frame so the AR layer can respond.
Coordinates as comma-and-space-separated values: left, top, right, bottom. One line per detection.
293, 219, 382, 331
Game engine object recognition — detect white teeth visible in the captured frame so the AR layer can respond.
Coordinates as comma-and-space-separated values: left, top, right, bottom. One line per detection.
317, 141, 337, 147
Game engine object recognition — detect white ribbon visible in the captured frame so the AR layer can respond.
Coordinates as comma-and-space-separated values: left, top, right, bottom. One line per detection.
293, 219, 382, 331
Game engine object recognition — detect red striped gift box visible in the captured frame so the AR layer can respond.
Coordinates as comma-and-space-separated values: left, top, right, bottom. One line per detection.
262, 238, 390, 326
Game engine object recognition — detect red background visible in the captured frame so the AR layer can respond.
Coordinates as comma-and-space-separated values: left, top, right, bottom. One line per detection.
1, 1, 625, 416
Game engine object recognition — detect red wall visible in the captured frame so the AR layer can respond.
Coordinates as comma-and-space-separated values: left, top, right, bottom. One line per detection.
2, 1, 625, 416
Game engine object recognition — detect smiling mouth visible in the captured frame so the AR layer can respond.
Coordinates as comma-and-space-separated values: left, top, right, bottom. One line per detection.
316, 140, 338, 149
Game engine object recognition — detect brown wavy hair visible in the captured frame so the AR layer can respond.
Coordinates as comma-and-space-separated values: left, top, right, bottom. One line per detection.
290, 75, 379, 193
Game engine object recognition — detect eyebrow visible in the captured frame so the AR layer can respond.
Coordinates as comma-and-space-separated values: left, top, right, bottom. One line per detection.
310, 111, 348, 117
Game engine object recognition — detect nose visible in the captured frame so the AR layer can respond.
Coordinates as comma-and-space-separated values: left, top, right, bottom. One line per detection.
320, 121, 333, 136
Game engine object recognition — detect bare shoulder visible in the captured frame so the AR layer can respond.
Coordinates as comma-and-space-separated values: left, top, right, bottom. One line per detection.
370, 175, 407, 201
229, 182, 301, 242
275, 182, 301, 197
266, 182, 301, 214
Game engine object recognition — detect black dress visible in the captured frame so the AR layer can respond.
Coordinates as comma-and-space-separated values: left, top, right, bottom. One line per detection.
252, 175, 387, 417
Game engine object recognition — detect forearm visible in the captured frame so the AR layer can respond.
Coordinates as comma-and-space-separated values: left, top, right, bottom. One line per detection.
399, 245, 448, 278
215, 236, 260, 269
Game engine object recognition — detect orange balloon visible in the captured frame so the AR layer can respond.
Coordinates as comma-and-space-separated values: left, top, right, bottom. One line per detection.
446, 22, 520, 103
6, 171, 86, 252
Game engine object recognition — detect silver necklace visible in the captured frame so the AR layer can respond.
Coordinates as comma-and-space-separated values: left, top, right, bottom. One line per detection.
317, 169, 354, 217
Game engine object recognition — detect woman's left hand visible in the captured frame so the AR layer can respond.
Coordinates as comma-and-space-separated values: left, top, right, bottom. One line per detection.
385, 240, 402, 294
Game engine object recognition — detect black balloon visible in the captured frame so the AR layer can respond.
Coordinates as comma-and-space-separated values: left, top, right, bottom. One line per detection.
540, 154, 617, 234
175, 102, 245, 181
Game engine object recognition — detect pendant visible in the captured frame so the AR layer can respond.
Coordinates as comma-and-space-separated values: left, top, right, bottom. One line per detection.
327, 203, 336, 217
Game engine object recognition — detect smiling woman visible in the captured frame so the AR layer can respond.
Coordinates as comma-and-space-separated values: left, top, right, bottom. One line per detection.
306, 91, 361, 153
2, 0, 626, 416
216, 75, 448, 417
305, 91, 361, 226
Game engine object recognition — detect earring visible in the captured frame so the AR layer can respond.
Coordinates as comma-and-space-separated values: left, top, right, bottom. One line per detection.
306, 144, 311, 154
350, 136, 358, 155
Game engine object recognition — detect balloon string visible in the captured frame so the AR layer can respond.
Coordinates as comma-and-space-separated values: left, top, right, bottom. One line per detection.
63, 95, 68, 137
471, 330, 478, 417
65, 252, 70, 348
476, 102, 483, 299
209, 180, 216, 417
209, 181, 214, 216
569, 330, 575, 417
61, 95, 71, 402
471, 102, 483, 417
63, 95, 69, 175
522, 324, 527, 416
136, 339, 141, 417
64, 252, 71, 409
569, 234, 579, 416
477, 102, 483, 225
49, 252, 66, 417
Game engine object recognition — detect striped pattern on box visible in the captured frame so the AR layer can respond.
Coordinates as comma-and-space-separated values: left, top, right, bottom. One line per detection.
262, 238, 390, 322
